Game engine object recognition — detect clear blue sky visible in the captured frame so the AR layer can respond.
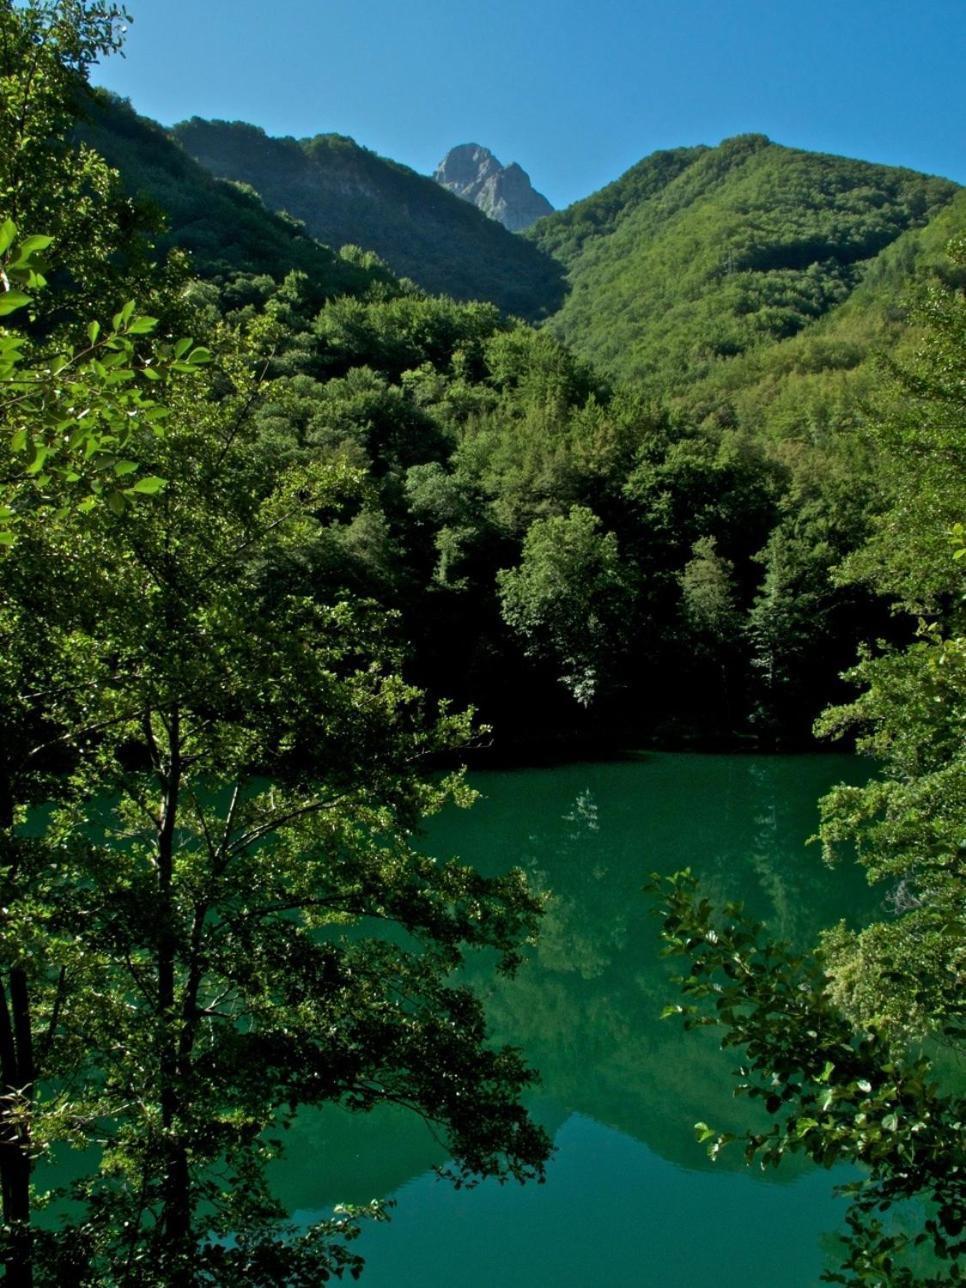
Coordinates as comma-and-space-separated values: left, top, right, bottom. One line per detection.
93, 0, 965, 210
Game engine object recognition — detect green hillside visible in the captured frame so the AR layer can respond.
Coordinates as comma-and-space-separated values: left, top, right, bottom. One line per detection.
675, 186, 966, 444
79, 92, 393, 299
527, 134, 959, 388
172, 117, 566, 320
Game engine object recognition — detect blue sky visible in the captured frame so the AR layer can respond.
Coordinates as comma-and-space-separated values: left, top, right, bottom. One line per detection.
94, 0, 965, 210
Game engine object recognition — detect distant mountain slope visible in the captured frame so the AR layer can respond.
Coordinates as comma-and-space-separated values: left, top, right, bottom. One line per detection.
527, 134, 959, 387
172, 119, 565, 320
527, 144, 705, 262
434, 143, 553, 231
80, 93, 390, 299
675, 186, 966, 440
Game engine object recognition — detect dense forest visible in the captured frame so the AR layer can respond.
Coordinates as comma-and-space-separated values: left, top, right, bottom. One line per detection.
70, 92, 966, 749
0, 2, 963, 1283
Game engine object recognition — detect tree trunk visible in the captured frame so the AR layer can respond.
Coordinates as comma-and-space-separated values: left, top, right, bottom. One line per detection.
0, 971, 35, 1288
155, 706, 193, 1272
0, 772, 34, 1287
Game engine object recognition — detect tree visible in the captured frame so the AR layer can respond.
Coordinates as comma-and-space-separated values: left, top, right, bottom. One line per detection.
0, 7, 550, 1281
24, 364, 549, 1284
654, 871, 964, 1286
0, 226, 204, 1286
497, 505, 633, 706
0, 1, 164, 320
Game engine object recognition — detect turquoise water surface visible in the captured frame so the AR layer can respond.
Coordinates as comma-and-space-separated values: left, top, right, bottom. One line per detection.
273, 753, 877, 1287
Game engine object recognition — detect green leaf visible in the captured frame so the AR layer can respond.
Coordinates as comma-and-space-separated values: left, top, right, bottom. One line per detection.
0, 219, 17, 256
13, 234, 54, 259
126, 315, 158, 336
127, 475, 166, 495
87, 321, 101, 344
112, 300, 135, 332
25, 444, 49, 475
0, 290, 31, 317
113, 460, 139, 478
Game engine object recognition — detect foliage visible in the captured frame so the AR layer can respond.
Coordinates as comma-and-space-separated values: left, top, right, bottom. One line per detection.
497, 506, 633, 705
78, 94, 397, 302
0, 1, 166, 319
12, 371, 550, 1281
835, 233, 966, 611
0, 221, 210, 545
0, 6, 552, 1283
56, 76, 966, 745
811, 240, 966, 1038
656, 237, 966, 1282
654, 870, 964, 1286
529, 134, 958, 390
815, 644, 965, 1036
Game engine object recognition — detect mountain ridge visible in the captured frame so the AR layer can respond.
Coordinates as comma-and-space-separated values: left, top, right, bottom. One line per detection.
170, 118, 565, 320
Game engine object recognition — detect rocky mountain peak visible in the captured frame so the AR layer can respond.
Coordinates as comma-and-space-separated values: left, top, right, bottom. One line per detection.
434, 143, 553, 232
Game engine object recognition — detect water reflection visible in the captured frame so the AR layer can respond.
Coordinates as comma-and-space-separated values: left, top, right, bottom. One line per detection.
273, 753, 876, 1284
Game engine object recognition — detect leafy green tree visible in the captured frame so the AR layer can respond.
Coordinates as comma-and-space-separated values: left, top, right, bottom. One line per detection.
0, 220, 209, 545
497, 505, 633, 706
0, 1, 164, 319
0, 228, 206, 1287
810, 238, 966, 1040
678, 535, 742, 722
654, 871, 964, 1286
0, 9, 550, 1282
25, 367, 548, 1284
679, 536, 741, 649
815, 626, 965, 1037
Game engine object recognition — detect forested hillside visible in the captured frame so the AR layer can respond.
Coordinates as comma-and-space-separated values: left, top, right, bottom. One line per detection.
65, 96, 966, 748
527, 133, 959, 388
78, 92, 396, 299
170, 116, 566, 319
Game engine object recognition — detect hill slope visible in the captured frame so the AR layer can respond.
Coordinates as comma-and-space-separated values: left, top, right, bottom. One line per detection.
527, 134, 959, 388
171, 118, 565, 320
79, 92, 395, 300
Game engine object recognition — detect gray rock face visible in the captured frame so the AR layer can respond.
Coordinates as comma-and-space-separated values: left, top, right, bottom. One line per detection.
434, 143, 553, 232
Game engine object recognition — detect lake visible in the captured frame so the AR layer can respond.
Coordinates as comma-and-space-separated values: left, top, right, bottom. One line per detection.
272, 752, 878, 1287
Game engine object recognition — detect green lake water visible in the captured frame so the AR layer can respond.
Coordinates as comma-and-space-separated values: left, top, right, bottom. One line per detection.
273, 752, 879, 1287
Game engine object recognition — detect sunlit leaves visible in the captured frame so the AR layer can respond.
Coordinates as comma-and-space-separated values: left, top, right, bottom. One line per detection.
653, 870, 965, 1284
0, 225, 205, 543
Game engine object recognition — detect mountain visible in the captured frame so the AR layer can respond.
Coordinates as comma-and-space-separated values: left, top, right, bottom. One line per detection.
170, 119, 565, 320
526, 134, 959, 388
78, 93, 393, 300
434, 144, 553, 232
